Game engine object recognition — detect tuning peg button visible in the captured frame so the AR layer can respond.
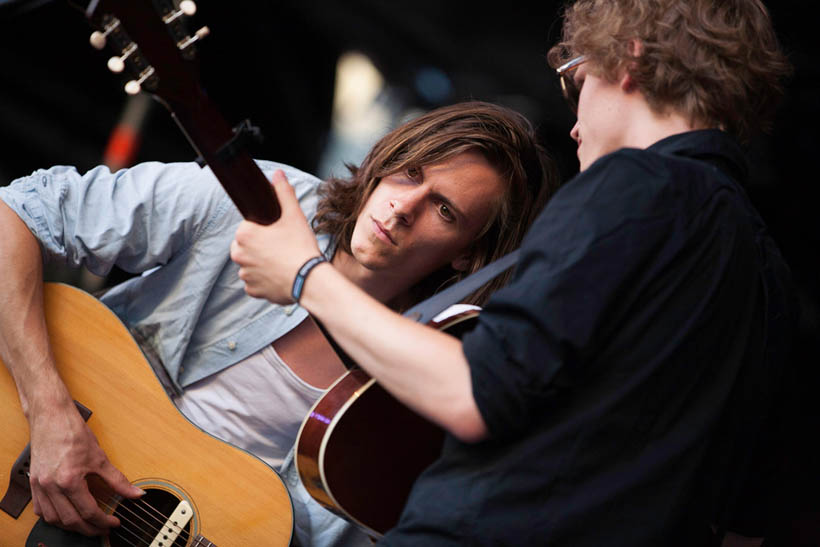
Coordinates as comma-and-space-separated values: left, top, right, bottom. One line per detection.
124, 80, 142, 95
107, 56, 125, 73
89, 19, 121, 50
90, 31, 107, 50
179, 0, 197, 16
107, 43, 137, 74
125, 67, 155, 95
164, 0, 197, 24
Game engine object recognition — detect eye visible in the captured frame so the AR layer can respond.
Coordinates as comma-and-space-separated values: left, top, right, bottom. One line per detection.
438, 202, 455, 222
406, 166, 422, 181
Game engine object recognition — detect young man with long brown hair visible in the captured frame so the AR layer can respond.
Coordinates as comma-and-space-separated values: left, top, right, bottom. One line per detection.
0, 101, 556, 544
232, 1, 796, 544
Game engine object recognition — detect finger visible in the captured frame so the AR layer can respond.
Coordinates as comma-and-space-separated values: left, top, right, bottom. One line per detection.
232, 219, 252, 243
50, 488, 109, 536
229, 235, 243, 263
97, 460, 144, 499
32, 487, 57, 523
271, 168, 289, 186
269, 170, 301, 215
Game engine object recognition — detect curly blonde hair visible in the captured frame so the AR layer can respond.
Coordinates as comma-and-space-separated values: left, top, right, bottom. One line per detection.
312, 101, 559, 306
548, 0, 792, 142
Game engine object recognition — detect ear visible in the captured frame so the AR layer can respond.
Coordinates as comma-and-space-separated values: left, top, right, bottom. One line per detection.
622, 39, 643, 93
620, 71, 637, 93
451, 251, 471, 272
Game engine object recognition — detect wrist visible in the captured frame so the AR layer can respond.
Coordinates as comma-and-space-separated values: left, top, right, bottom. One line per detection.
21, 376, 74, 421
291, 255, 328, 304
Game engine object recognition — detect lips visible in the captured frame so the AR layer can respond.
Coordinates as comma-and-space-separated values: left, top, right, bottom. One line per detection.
372, 218, 397, 245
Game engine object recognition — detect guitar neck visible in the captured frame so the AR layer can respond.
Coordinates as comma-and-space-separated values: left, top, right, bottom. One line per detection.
169, 98, 281, 225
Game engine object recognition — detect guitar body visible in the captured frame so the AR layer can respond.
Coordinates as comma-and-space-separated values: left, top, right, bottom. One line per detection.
295, 306, 479, 538
0, 284, 293, 546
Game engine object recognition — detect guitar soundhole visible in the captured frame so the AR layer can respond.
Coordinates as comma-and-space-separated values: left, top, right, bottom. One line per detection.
108, 488, 192, 547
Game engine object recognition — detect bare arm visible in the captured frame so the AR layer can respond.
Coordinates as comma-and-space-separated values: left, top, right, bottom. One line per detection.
231, 171, 489, 442
301, 265, 489, 442
0, 200, 142, 535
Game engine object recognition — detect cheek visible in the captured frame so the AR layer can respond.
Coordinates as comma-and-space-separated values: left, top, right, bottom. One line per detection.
413, 224, 472, 263
349, 215, 375, 256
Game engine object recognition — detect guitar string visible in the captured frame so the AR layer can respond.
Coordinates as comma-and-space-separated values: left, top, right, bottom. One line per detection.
106, 507, 193, 547
90, 498, 150, 547
99, 495, 167, 534
109, 521, 148, 547
115, 497, 194, 545
101, 497, 192, 547
96, 493, 192, 544
126, 495, 191, 538
128, 494, 194, 541
97, 497, 166, 544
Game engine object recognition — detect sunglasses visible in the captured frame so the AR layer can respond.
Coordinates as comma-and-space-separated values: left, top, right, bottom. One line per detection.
555, 55, 588, 114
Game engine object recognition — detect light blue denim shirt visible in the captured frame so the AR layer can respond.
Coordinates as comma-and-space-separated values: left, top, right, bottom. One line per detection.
0, 160, 332, 394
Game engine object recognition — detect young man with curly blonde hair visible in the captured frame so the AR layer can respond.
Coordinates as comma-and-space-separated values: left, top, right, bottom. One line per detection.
232, 1, 796, 544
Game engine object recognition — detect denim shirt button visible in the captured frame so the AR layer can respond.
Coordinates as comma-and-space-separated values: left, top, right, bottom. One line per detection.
227, 341, 237, 351
284, 304, 296, 316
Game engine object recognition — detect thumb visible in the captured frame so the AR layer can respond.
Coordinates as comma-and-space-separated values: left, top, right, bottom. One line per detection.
97, 460, 144, 499
270, 169, 301, 216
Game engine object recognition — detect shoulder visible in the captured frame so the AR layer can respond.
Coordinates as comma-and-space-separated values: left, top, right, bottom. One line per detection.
254, 160, 323, 197
548, 146, 735, 227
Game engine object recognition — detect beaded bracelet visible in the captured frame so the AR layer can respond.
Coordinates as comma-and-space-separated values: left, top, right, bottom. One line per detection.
291, 255, 327, 303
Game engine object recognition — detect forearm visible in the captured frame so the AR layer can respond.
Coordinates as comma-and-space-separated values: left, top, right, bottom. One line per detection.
300, 263, 489, 442
0, 201, 73, 418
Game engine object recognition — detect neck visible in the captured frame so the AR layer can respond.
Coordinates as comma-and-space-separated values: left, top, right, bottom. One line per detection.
331, 250, 410, 306
623, 98, 709, 149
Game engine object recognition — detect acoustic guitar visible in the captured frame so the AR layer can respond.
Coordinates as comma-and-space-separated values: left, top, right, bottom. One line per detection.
0, 283, 294, 546
2, 0, 294, 544
295, 305, 480, 538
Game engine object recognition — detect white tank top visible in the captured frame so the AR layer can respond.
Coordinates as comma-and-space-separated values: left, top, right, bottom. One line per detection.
173, 343, 324, 469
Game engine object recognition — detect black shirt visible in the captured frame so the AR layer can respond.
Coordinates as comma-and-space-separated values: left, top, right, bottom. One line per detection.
382, 130, 796, 546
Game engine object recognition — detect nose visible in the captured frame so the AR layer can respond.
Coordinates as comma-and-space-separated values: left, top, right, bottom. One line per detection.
390, 187, 425, 226
570, 121, 580, 143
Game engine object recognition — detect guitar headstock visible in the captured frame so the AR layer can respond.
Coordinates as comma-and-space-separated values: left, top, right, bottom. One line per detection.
69, 0, 281, 224
78, 0, 207, 106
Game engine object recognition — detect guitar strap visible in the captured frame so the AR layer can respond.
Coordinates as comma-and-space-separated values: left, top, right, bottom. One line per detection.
314, 248, 521, 369
402, 249, 520, 323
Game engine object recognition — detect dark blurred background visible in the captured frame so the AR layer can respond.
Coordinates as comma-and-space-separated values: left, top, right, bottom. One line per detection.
0, 1, 817, 544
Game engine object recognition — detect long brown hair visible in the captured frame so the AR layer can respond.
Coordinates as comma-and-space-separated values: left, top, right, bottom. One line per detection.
312, 101, 559, 306
548, 0, 792, 142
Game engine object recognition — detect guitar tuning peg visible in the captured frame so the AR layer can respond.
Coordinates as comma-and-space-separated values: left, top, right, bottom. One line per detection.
89, 19, 120, 50
163, 0, 197, 24
124, 80, 142, 95
107, 43, 137, 73
178, 26, 210, 51
124, 67, 155, 95
180, 1, 197, 16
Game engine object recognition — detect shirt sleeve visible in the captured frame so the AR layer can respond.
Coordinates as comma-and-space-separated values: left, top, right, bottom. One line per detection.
462, 151, 685, 439
0, 161, 232, 276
